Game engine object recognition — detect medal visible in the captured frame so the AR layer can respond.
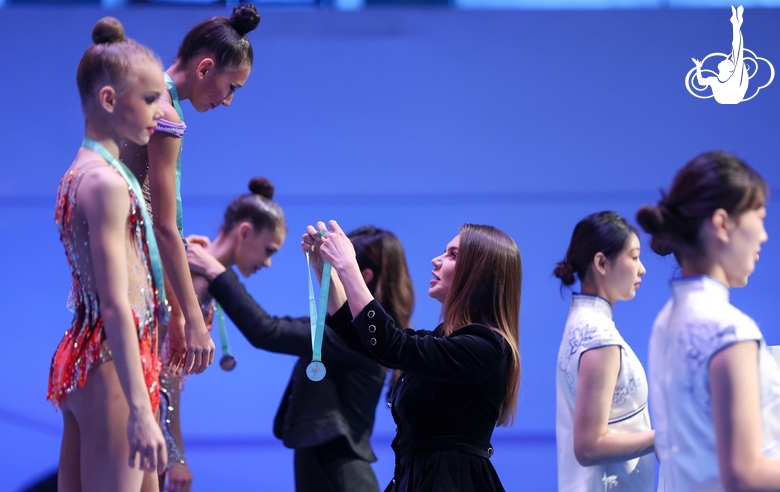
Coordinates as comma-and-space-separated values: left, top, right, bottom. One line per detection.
306, 232, 332, 382
215, 303, 237, 371
306, 361, 326, 381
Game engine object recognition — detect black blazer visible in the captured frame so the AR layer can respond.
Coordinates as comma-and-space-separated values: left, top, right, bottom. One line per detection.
208, 269, 385, 462
327, 299, 511, 492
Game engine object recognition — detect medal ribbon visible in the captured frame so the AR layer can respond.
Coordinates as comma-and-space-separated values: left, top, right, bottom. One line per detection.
306, 248, 331, 368
163, 72, 185, 235
214, 303, 233, 357
81, 137, 168, 321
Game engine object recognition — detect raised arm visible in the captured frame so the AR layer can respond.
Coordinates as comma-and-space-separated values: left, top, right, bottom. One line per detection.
710, 340, 780, 491
309, 221, 373, 318
146, 108, 214, 374
344, 299, 503, 383
573, 346, 655, 466
80, 166, 167, 473
186, 242, 376, 365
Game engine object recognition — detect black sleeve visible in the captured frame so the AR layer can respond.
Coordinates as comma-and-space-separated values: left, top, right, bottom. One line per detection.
208, 269, 377, 366
325, 301, 375, 358
346, 299, 505, 383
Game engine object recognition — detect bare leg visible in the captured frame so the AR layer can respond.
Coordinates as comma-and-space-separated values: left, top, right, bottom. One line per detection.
67, 361, 157, 492
58, 402, 82, 492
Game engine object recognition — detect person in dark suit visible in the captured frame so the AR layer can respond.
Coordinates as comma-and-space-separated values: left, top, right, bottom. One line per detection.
185, 183, 415, 492
304, 221, 522, 492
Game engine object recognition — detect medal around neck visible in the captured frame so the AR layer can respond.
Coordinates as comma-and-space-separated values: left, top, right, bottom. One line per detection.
306, 241, 331, 382
81, 137, 169, 324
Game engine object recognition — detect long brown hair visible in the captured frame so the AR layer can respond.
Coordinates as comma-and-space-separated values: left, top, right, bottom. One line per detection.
349, 226, 414, 327
443, 224, 522, 427
349, 226, 415, 397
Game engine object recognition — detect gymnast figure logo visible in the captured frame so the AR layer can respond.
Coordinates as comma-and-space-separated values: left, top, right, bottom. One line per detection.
685, 5, 774, 104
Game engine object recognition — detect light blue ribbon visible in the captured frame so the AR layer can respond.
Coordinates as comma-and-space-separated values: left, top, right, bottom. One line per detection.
306, 244, 331, 382
163, 72, 184, 235
215, 303, 237, 371
81, 137, 169, 322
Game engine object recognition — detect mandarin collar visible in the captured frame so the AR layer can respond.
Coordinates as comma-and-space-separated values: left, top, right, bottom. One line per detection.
572, 293, 613, 320
670, 275, 730, 303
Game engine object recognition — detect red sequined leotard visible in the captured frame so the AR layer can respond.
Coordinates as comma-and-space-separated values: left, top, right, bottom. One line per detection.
47, 160, 161, 411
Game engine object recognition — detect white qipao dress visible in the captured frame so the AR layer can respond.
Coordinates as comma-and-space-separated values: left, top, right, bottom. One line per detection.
556, 294, 655, 492
649, 276, 780, 491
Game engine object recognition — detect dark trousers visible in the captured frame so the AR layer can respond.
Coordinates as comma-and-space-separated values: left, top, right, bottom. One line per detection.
294, 436, 380, 492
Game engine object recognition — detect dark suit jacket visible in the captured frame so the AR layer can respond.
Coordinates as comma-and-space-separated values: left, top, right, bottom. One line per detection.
208, 269, 385, 462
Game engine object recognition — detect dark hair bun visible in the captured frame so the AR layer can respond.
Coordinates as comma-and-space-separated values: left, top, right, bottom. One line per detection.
249, 176, 274, 200
92, 17, 125, 44
553, 261, 576, 286
635, 205, 664, 235
230, 4, 260, 37
636, 205, 675, 257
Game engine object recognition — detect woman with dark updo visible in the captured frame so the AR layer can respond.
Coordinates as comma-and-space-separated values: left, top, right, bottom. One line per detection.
121, 4, 262, 383
185, 187, 415, 491
119, 9, 261, 487
48, 17, 168, 491
637, 151, 780, 491
554, 211, 655, 492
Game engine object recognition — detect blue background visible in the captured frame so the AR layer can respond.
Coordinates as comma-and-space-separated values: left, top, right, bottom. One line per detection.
1, 5, 779, 491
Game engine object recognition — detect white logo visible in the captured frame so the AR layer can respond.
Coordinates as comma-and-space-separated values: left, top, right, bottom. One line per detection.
685, 6, 774, 104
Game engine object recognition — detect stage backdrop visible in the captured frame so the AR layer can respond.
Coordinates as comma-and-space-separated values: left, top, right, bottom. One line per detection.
1, 6, 778, 491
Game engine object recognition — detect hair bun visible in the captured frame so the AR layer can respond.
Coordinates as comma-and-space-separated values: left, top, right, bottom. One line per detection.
636, 205, 675, 257
249, 176, 274, 200
636, 204, 665, 236
92, 17, 125, 44
553, 260, 576, 286
229, 4, 261, 37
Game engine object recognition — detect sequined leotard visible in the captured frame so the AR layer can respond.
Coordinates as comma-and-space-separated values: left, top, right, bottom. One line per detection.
47, 160, 162, 410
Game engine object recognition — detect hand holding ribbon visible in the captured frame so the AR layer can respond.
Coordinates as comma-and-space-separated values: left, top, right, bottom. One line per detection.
304, 226, 332, 382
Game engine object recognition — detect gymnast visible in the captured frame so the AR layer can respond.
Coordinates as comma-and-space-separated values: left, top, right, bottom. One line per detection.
120, 5, 262, 382
48, 17, 168, 492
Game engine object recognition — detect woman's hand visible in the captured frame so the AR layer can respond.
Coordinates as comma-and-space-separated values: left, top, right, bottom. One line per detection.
185, 234, 211, 248
127, 408, 167, 474
315, 220, 358, 273
302, 224, 327, 278
164, 461, 193, 492
165, 313, 187, 375
186, 243, 226, 281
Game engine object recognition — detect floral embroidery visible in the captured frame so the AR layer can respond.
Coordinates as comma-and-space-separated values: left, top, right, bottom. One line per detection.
679, 322, 736, 415
569, 323, 598, 356
613, 376, 638, 405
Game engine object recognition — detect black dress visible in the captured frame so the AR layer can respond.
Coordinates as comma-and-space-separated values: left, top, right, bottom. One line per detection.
328, 299, 510, 492
208, 270, 384, 492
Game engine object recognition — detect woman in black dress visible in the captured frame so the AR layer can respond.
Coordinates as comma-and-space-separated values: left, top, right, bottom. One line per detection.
304, 220, 522, 492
